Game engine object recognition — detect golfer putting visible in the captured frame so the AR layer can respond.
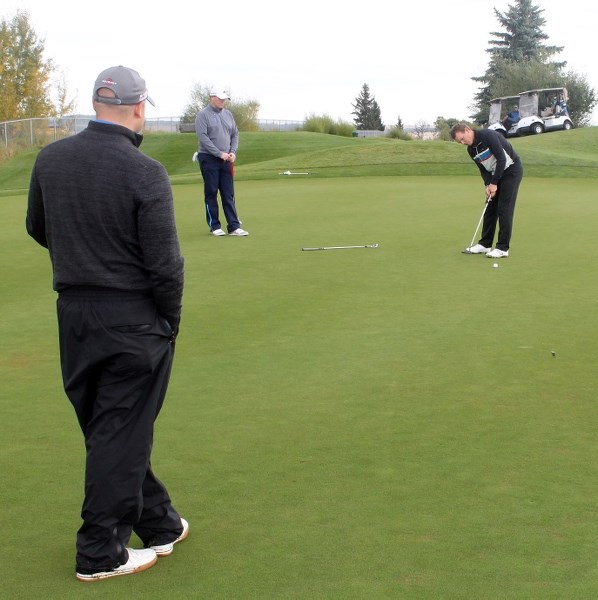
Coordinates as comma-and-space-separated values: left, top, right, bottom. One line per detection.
451, 123, 523, 258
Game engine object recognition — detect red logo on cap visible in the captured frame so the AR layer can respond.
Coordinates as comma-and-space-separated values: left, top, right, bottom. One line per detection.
102, 78, 117, 86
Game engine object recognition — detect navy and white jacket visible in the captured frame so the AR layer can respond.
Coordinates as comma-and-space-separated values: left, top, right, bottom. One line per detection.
467, 128, 521, 185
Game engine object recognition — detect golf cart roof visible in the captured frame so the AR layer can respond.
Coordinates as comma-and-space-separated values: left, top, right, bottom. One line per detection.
489, 95, 520, 103
519, 87, 568, 97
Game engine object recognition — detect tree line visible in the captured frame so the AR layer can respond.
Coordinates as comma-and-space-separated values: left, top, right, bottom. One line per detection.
1, 2, 595, 133
353, 0, 596, 135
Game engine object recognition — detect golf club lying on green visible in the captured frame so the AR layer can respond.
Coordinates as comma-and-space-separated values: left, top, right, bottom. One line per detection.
302, 243, 379, 251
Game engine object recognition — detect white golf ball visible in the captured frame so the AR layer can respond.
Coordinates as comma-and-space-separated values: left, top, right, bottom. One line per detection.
492, 263, 499, 268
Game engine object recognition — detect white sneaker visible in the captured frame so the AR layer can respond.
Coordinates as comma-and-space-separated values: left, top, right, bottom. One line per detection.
464, 243, 491, 254
486, 248, 509, 258
229, 228, 249, 236
76, 548, 157, 582
150, 518, 190, 557
211, 228, 226, 237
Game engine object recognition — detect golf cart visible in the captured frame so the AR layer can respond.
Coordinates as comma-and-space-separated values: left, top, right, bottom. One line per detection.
515, 87, 573, 135
487, 95, 521, 137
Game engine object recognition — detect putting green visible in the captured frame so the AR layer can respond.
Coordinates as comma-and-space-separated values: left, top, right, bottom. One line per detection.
2, 174, 598, 597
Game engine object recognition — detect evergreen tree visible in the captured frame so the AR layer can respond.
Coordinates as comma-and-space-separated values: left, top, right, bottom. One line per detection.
488, 0, 563, 63
470, 0, 565, 124
352, 83, 385, 130
0, 11, 55, 121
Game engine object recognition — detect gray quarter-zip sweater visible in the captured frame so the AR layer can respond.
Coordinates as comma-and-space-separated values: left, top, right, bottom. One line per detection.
195, 104, 239, 156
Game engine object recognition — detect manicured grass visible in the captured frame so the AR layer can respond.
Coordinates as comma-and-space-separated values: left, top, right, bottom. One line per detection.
2, 173, 598, 598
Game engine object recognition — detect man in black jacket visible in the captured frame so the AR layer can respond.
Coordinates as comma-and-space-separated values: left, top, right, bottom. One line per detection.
451, 123, 523, 258
26, 66, 188, 581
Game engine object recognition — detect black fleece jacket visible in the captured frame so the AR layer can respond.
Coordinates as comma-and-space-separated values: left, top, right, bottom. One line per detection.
26, 120, 184, 328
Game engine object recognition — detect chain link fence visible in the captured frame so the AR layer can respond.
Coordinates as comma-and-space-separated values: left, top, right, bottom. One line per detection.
0, 115, 306, 159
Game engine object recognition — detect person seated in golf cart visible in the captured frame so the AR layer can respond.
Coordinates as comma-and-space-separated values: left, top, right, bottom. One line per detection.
542, 94, 568, 118
502, 105, 520, 130
556, 95, 569, 116
542, 101, 556, 117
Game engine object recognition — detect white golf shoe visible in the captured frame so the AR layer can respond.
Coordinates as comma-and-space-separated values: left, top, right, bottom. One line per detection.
76, 548, 157, 582
229, 228, 249, 236
211, 228, 226, 236
486, 248, 509, 258
150, 518, 190, 557
465, 243, 491, 254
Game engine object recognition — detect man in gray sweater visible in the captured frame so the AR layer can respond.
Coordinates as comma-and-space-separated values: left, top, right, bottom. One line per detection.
26, 65, 188, 581
195, 88, 248, 236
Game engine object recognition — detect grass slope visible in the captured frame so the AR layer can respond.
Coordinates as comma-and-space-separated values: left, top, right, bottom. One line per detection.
2, 127, 598, 195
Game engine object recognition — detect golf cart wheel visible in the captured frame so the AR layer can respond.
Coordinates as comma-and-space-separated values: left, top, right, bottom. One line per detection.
531, 123, 544, 135
563, 120, 573, 130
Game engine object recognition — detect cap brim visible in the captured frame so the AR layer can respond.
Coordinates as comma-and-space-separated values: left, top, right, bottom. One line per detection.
93, 92, 155, 106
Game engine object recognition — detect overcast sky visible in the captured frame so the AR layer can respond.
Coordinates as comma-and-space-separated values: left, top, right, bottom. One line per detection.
3, 0, 596, 125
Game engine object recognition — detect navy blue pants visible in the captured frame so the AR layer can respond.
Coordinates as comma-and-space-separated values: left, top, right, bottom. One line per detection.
198, 152, 241, 233
479, 161, 523, 251
57, 289, 183, 574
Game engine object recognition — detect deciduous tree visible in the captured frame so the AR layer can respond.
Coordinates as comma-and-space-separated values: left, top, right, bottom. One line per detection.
181, 83, 260, 131
0, 11, 55, 121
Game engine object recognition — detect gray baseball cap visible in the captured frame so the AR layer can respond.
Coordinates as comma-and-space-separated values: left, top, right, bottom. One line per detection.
93, 65, 155, 106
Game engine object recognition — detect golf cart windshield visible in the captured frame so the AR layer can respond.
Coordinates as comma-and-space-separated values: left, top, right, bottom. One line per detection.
488, 101, 502, 124
518, 92, 538, 118
488, 96, 519, 124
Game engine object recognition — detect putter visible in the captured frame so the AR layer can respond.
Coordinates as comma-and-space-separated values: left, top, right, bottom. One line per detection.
279, 171, 318, 176
302, 243, 379, 251
462, 196, 491, 254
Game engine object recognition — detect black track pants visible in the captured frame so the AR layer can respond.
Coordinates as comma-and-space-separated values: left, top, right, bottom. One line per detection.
479, 163, 523, 251
57, 290, 183, 573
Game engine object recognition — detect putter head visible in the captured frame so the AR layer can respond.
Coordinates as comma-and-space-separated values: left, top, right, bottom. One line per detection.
462, 247, 473, 254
